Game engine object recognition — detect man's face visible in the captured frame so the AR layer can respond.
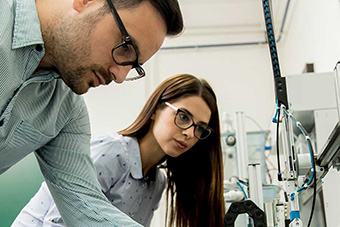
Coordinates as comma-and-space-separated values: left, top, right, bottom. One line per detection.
53, 0, 167, 94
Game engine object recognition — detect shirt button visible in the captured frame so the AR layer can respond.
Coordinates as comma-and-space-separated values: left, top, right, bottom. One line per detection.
35, 44, 43, 52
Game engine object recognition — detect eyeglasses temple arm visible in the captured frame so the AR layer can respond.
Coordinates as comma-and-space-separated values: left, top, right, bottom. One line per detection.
106, 0, 130, 37
165, 102, 178, 111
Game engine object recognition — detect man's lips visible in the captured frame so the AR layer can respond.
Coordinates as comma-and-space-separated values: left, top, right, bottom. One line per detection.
91, 70, 117, 87
110, 72, 117, 81
93, 71, 106, 85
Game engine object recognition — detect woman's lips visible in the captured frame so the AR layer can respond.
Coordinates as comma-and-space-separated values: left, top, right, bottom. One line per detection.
174, 139, 187, 149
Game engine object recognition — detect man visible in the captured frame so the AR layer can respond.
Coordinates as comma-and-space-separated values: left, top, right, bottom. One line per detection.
0, 0, 183, 225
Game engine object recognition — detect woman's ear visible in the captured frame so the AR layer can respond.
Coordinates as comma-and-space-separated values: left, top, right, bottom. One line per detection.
151, 113, 156, 120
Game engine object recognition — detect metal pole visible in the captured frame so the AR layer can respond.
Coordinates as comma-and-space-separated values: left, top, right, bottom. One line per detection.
334, 62, 340, 120
248, 163, 264, 210
235, 111, 249, 180
281, 107, 302, 227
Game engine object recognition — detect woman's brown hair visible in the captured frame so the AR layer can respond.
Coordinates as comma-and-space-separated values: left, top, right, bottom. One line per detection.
119, 74, 225, 227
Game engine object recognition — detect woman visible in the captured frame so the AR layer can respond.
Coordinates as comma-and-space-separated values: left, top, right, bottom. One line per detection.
13, 74, 225, 227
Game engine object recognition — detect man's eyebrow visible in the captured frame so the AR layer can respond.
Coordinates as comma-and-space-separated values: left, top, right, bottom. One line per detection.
180, 108, 209, 125
129, 36, 142, 61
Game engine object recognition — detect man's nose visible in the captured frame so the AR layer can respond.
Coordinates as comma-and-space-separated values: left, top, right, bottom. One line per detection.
108, 65, 133, 84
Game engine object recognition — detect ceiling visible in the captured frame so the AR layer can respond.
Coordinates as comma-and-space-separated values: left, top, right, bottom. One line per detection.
163, 0, 292, 47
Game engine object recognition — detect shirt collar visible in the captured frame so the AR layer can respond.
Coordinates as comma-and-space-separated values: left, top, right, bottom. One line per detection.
12, 0, 44, 49
122, 136, 144, 180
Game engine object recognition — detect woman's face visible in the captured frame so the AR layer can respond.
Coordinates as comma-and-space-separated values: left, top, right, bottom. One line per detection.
152, 96, 212, 158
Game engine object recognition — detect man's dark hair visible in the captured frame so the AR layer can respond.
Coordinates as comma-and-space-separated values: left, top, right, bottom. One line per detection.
111, 0, 184, 36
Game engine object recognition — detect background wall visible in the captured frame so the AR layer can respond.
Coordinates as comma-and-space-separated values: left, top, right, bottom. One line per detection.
1, 0, 339, 226
279, 0, 340, 74
85, 0, 340, 138
84, 0, 340, 226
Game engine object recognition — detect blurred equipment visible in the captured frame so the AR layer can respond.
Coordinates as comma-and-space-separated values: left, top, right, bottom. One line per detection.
316, 63, 340, 174
284, 63, 340, 227
224, 200, 267, 227
223, 0, 340, 226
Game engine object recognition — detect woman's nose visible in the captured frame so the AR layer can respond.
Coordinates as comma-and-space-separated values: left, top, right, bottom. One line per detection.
182, 126, 195, 138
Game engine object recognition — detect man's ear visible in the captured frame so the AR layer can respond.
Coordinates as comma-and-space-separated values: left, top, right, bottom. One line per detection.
73, 0, 91, 12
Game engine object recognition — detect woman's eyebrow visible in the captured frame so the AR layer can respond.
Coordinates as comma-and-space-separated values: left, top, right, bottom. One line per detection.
180, 108, 209, 125
180, 108, 193, 117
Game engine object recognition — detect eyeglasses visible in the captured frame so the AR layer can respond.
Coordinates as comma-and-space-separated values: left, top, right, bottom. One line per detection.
165, 102, 212, 140
106, 0, 145, 81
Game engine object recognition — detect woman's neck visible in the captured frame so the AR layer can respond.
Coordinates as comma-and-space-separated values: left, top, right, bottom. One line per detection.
138, 130, 165, 177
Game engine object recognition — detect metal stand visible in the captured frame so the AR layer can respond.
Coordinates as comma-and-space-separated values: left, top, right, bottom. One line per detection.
334, 62, 340, 120
281, 106, 303, 226
235, 111, 249, 180
248, 163, 264, 210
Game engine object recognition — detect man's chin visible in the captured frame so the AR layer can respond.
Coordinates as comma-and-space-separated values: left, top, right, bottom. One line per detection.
60, 73, 91, 95
67, 83, 90, 95
73, 90, 87, 95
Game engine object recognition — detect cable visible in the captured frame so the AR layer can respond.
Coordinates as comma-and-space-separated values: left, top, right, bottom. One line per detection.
238, 180, 249, 187
261, 0, 316, 224
237, 181, 252, 227
307, 166, 317, 227
281, 107, 315, 191
265, 159, 273, 184
276, 106, 282, 181
307, 140, 317, 227
272, 102, 280, 123
281, 107, 318, 226
237, 181, 248, 199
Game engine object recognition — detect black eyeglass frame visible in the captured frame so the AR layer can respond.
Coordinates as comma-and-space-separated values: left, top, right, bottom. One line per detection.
106, 0, 145, 81
165, 102, 213, 140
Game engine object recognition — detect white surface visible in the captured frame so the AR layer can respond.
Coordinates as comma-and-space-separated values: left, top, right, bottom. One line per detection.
314, 109, 339, 154
286, 72, 337, 111
323, 168, 340, 227
279, 0, 340, 74
335, 64, 340, 119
